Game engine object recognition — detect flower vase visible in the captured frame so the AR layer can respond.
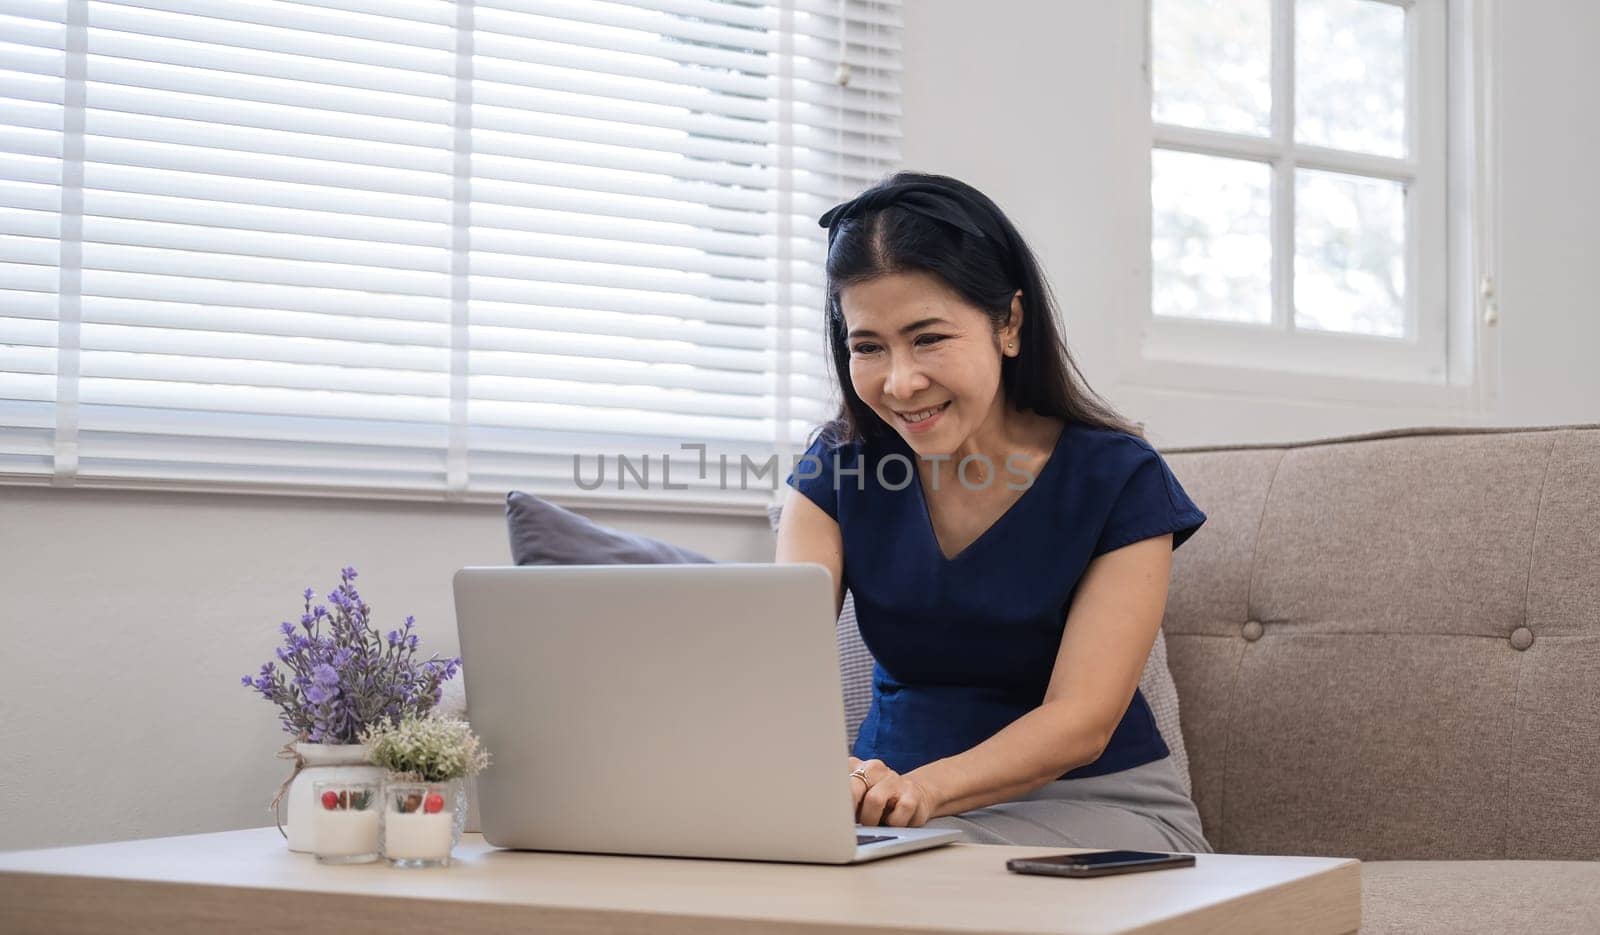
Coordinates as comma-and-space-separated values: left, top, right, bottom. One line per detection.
283, 742, 385, 853
381, 777, 468, 868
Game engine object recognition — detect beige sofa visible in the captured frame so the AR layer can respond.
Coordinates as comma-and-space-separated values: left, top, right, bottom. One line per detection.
1159, 423, 1600, 934
460, 422, 1598, 932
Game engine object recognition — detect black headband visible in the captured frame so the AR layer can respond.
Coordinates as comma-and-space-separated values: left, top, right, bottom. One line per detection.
817, 181, 1003, 249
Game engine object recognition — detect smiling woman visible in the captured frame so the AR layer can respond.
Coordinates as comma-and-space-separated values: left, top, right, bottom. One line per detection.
776, 172, 1212, 852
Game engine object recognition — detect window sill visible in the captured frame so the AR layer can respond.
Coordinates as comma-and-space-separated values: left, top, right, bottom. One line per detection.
1117, 353, 1494, 411
0, 473, 776, 518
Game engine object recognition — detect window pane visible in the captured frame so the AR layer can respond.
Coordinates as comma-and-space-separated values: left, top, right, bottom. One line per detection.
1152, 150, 1273, 325
1294, 168, 1406, 337
1152, 0, 1272, 136
1296, 0, 1407, 157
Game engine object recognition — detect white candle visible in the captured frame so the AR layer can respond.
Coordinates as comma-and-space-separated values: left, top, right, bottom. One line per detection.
383, 810, 454, 860
314, 808, 380, 857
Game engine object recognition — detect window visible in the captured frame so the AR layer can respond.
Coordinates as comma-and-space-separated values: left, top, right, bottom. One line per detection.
1136, 0, 1492, 401
0, 0, 900, 510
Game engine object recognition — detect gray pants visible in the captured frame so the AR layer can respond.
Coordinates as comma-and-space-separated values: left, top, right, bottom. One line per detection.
921, 754, 1213, 853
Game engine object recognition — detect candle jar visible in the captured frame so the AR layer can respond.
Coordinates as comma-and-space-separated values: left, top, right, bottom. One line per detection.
381, 778, 465, 868
311, 780, 381, 864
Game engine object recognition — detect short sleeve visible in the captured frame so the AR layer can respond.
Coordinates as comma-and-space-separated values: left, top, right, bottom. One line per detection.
785, 434, 840, 521
1091, 444, 1207, 558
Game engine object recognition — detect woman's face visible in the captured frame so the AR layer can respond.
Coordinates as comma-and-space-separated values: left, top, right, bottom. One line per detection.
839, 270, 1019, 454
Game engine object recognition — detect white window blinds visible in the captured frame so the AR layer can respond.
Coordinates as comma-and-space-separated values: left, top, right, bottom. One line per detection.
0, 0, 901, 510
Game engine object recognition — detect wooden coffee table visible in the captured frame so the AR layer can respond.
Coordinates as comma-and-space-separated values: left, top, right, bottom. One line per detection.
0, 827, 1360, 934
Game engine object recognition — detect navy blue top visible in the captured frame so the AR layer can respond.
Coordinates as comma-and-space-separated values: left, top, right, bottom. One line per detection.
784, 420, 1206, 781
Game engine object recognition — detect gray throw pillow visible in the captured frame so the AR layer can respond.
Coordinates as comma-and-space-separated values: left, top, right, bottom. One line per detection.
1140, 629, 1192, 798
502, 490, 864, 750
505, 490, 714, 565
463, 490, 716, 835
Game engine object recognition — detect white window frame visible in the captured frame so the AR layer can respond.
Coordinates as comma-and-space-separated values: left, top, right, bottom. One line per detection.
1124, 0, 1500, 410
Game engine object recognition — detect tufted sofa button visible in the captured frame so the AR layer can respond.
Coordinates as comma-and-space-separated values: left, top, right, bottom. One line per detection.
1510, 627, 1534, 651
1241, 620, 1263, 642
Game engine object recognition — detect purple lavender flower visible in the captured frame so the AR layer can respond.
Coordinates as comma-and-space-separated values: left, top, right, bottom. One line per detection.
241, 565, 460, 743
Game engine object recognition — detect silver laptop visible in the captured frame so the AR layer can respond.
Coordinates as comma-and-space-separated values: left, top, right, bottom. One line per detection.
452, 563, 961, 864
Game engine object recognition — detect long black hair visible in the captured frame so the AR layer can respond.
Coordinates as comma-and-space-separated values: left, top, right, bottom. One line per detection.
812, 170, 1143, 447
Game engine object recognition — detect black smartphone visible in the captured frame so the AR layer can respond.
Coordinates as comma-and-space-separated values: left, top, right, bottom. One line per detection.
1005, 849, 1196, 878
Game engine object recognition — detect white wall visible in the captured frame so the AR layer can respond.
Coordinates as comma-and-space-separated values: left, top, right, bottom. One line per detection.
2, 0, 1597, 852
0, 489, 772, 851
898, 0, 1600, 448
1491, 1, 1600, 424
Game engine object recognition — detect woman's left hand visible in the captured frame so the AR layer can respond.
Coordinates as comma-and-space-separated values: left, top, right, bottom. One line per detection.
850, 757, 941, 828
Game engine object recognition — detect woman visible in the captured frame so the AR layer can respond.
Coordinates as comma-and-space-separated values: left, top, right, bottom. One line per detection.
777, 172, 1212, 853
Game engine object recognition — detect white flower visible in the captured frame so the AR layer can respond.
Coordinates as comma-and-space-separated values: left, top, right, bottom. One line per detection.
359, 710, 491, 782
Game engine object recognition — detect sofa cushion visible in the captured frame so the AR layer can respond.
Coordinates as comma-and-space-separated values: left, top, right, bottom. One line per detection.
462, 490, 718, 834
505, 490, 713, 565
1161, 424, 1600, 860
1136, 627, 1192, 799
1360, 860, 1600, 934
503, 490, 865, 749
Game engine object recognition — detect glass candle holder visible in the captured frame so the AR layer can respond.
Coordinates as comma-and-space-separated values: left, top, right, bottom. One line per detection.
381, 779, 463, 868
311, 780, 381, 864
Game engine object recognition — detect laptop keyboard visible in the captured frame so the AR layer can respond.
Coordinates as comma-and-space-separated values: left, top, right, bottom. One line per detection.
856, 833, 897, 845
